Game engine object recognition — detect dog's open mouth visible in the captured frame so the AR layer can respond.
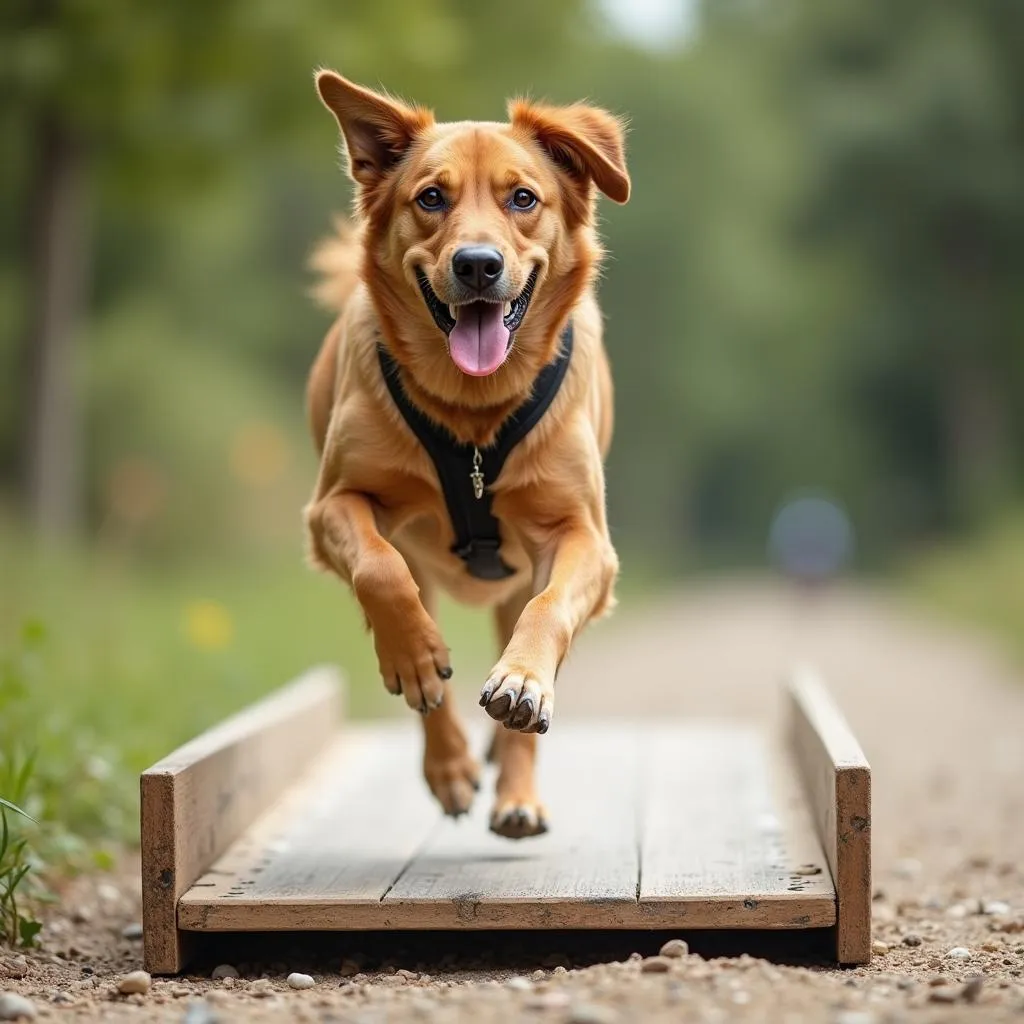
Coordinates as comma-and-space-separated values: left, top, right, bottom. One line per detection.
416, 267, 539, 377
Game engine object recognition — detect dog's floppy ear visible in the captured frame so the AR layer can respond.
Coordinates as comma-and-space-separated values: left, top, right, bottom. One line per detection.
509, 100, 630, 204
316, 71, 434, 188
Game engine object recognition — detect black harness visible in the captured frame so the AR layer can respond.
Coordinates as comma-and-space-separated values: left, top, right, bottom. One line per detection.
377, 324, 574, 581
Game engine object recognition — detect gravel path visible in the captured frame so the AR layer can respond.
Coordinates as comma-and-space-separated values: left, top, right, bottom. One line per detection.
3, 580, 1023, 1022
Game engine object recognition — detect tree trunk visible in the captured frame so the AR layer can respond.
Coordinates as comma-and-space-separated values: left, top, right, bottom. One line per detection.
945, 361, 1008, 527
23, 110, 90, 537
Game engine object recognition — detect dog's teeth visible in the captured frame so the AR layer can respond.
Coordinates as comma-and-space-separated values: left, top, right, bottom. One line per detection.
449, 304, 457, 319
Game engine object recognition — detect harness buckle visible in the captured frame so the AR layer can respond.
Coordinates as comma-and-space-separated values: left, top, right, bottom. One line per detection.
452, 538, 516, 581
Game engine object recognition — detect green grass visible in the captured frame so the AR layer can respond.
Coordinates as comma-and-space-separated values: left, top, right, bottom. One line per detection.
0, 528, 498, 907
905, 511, 1024, 662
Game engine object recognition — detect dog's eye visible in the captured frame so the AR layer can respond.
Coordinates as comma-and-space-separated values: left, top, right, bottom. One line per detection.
416, 187, 446, 211
510, 188, 538, 211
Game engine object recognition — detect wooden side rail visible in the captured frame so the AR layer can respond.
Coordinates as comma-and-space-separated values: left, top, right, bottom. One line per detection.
786, 667, 872, 964
141, 666, 343, 973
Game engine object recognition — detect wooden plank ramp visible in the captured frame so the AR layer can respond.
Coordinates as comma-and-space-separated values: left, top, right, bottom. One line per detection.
144, 668, 871, 972
176, 725, 836, 933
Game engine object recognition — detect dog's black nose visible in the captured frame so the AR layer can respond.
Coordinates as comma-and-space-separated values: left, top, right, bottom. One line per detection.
452, 246, 504, 292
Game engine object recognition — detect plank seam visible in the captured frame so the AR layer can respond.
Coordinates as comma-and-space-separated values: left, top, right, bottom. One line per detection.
377, 805, 448, 904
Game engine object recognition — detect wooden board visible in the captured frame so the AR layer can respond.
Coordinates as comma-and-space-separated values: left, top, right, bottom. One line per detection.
787, 667, 872, 964
176, 723, 836, 934
141, 667, 343, 973
143, 668, 871, 971
638, 725, 836, 928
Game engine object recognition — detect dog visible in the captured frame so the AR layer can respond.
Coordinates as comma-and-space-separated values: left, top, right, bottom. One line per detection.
305, 72, 629, 839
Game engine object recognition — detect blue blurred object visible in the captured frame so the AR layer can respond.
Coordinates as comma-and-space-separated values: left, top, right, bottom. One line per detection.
768, 493, 855, 583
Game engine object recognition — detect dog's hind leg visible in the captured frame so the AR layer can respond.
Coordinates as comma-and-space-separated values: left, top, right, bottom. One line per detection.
411, 559, 480, 818
488, 588, 548, 839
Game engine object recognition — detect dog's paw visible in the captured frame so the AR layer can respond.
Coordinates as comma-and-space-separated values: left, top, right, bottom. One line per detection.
479, 665, 553, 733
424, 748, 480, 818
490, 798, 549, 839
371, 608, 451, 713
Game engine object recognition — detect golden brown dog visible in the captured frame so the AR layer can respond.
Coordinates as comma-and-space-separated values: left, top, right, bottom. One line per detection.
305, 72, 629, 838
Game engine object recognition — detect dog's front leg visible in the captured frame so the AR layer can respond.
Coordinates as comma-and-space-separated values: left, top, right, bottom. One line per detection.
479, 521, 618, 733
306, 490, 451, 712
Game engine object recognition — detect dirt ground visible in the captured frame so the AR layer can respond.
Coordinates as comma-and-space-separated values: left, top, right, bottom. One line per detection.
2, 580, 1024, 1022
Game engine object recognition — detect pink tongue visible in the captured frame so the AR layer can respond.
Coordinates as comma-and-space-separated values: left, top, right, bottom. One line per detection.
448, 303, 510, 376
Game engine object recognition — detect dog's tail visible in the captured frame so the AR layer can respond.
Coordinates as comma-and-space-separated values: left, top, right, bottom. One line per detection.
309, 216, 362, 313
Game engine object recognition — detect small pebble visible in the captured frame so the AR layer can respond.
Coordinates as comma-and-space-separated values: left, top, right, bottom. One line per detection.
248, 979, 274, 998
507, 977, 532, 992
339, 959, 360, 977
871, 940, 889, 955
902, 934, 922, 947
640, 956, 672, 974
947, 947, 971, 959
568, 1004, 619, 1024
0, 994, 36, 1021
0, 959, 28, 981
946, 904, 968, 919
659, 939, 689, 959
893, 858, 922, 879
525, 992, 570, 1010
210, 964, 238, 981
928, 988, 958, 1004
872, 903, 895, 924
183, 1000, 220, 1024
117, 971, 152, 996
70, 907, 92, 924
286, 972, 315, 990
531, 969, 546, 981
97, 883, 121, 903
120, 922, 144, 940
983, 900, 1011, 916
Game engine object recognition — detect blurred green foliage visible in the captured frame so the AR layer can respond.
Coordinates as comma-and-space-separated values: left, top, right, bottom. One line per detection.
2, 0, 1023, 568
907, 510, 1024, 661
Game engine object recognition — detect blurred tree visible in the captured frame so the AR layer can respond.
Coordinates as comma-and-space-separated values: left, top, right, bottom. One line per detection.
780, 0, 1024, 532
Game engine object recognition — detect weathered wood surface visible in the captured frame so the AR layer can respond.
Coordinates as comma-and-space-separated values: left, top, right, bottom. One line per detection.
178, 721, 837, 933
639, 725, 836, 928
141, 667, 343, 973
178, 726, 440, 930
787, 668, 872, 964
382, 726, 642, 928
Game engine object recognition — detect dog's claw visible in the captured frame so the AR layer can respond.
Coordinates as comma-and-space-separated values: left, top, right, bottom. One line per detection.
511, 695, 534, 730
485, 691, 514, 722
480, 667, 553, 733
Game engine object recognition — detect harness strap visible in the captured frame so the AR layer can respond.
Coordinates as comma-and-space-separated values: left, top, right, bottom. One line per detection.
378, 323, 574, 580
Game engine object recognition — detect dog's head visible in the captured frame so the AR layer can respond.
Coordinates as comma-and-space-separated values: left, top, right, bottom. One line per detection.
316, 72, 629, 385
